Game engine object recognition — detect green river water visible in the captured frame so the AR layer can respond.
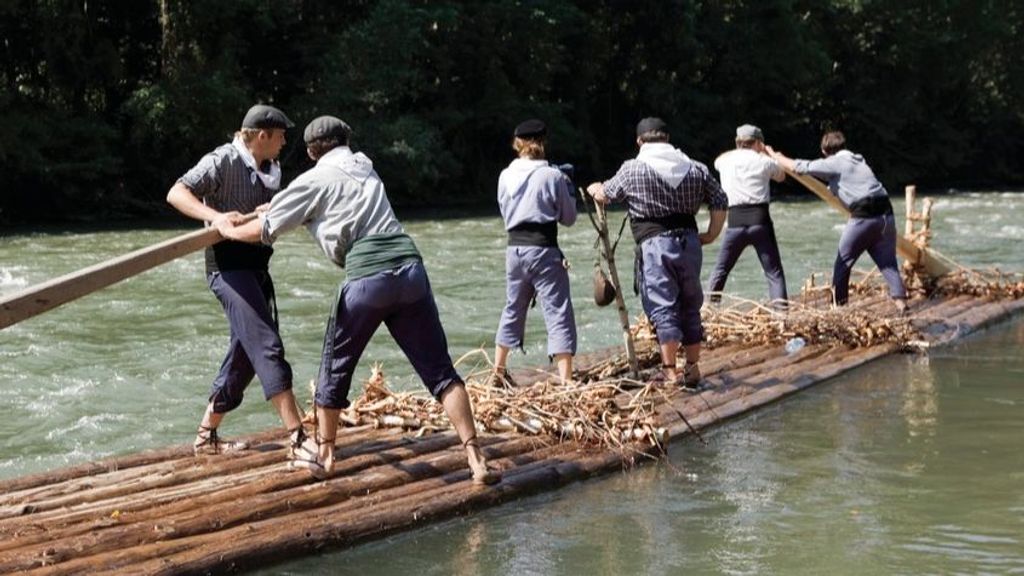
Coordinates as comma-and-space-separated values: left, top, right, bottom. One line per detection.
1, 191, 1022, 575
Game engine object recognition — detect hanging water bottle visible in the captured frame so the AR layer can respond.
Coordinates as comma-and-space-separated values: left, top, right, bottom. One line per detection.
785, 337, 806, 355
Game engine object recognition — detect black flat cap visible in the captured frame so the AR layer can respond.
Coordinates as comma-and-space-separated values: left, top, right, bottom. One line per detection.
514, 119, 547, 139
303, 115, 352, 144
636, 117, 668, 137
241, 104, 294, 130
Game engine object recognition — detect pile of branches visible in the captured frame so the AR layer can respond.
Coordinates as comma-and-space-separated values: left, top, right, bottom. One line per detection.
322, 361, 670, 453
930, 269, 1024, 299
632, 300, 920, 350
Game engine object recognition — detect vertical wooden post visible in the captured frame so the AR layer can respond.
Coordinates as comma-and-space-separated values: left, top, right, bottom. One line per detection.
921, 198, 934, 245
905, 185, 917, 237
594, 203, 640, 379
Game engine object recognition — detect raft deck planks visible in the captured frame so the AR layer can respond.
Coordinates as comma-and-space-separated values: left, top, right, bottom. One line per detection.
1, 294, 1022, 575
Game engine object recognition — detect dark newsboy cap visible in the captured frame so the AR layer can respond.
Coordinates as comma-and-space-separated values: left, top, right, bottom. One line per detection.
636, 117, 668, 137
241, 104, 294, 130
514, 119, 547, 139
303, 116, 352, 144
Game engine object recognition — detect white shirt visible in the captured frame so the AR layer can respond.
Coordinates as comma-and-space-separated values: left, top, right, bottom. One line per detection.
713, 148, 783, 206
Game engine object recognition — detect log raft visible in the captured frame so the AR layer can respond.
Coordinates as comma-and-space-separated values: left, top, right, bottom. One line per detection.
1, 293, 1022, 575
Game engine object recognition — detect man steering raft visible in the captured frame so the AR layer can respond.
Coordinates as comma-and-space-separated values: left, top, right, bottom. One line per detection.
492, 119, 578, 387
217, 115, 500, 484
166, 104, 307, 458
768, 130, 908, 313
587, 117, 728, 389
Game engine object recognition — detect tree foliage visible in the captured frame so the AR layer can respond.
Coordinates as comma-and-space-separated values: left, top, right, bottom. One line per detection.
0, 0, 1020, 224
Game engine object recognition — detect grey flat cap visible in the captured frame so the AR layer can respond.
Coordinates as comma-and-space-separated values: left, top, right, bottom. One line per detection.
736, 124, 764, 141
636, 117, 668, 137
241, 104, 294, 130
303, 115, 352, 144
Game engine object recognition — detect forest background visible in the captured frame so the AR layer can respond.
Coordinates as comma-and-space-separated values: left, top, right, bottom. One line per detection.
1, 0, 1021, 225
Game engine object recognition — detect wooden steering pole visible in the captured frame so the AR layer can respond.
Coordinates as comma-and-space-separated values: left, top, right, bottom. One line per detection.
0, 213, 259, 330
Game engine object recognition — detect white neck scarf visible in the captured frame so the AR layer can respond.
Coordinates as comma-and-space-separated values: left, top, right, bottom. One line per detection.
636, 142, 693, 189
232, 136, 282, 190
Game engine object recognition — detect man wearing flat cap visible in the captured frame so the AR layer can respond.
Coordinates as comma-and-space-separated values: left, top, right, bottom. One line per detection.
492, 118, 578, 387
167, 103, 307, 460
218, 115, 500, 485
587, 117, 728, 389
706, 124, 788, 306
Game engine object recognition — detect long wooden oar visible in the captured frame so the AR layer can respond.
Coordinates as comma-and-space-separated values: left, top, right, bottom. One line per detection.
1, 223, 233, 330
784, 168, 958, 278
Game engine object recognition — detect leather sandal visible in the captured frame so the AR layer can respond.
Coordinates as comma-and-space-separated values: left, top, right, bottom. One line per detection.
681, 363, 702, 391
488, 368, 517, 389
288, 428, 334, 480
193, 425, 249, 456
463, 436, 501, 486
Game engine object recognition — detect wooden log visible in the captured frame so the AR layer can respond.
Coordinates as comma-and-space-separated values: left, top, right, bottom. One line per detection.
0, 437, 553, 573
21, 440, 620, 576
0, 429, 458, 546
663, 343, 901, 437
120, 445, 661, 576
0, 428, 398, 519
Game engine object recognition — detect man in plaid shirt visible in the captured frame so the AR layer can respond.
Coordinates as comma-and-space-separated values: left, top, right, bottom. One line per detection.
587, 117, 727, 389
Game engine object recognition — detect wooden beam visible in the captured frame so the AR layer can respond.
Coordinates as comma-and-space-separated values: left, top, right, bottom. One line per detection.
783, 169, 957, 278
0, 227, 220, 330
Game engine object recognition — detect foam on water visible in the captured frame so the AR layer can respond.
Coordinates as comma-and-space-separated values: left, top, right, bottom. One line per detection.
0, 266, 28, 290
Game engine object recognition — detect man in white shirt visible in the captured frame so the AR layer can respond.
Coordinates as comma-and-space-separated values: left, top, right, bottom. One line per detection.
707, 124, 788, 306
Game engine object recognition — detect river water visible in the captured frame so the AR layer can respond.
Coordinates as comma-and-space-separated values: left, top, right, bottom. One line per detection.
1, 191, 1022, 574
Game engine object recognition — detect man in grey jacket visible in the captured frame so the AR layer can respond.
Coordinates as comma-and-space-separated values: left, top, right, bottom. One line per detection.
768, 130, 907, 311
218, 116, 500, 485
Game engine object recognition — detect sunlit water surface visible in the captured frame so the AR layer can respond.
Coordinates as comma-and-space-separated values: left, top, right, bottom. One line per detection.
1, 191, 1021, 575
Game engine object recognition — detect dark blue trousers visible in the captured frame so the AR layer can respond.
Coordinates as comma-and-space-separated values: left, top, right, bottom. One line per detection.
834, 213, 907, 305
207, 270, 293, 413
707, 224, 788, 303
316, 260, 461, 409
638, 230, 704, 346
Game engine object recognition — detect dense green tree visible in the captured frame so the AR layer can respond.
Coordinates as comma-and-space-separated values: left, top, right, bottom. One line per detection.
0, 0, 1020, 225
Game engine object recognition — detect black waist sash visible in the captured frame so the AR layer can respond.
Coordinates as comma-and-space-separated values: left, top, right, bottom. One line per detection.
630, 213, 698, 244
507, 221, 558, 247
727, 203, 771, 228
848, 195, 894, 218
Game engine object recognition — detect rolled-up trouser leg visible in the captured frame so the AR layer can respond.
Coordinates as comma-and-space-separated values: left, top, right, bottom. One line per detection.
706, 227, 749, 302
529, 247, 577, 356
495, 247, 537, 350
833, 217, 881, 305
208, 270, 292, 413
750, 223, 788, 302
866, 213, 907, 299
640, 231, 704, 346
384, 262, 462, 400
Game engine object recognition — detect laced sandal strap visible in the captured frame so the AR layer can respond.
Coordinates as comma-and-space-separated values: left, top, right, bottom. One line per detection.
661, 364, 676, 369
195, 426, 219, 445
315, 431, 336, 446
462, 435, 479, 449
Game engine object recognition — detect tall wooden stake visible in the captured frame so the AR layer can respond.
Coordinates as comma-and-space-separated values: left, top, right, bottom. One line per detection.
592, 200, 639, 379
